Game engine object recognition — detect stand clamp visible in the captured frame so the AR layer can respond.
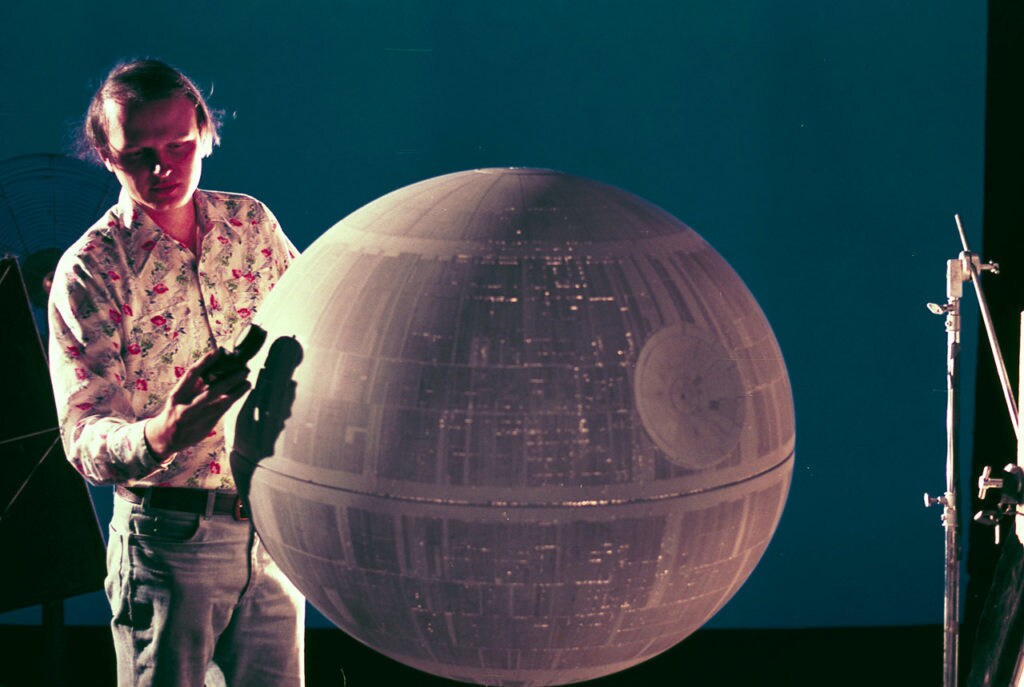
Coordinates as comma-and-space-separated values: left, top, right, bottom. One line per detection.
973, 464, 1024, 544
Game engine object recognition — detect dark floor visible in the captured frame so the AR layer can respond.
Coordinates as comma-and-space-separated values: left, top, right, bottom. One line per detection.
0, 623, 944, 686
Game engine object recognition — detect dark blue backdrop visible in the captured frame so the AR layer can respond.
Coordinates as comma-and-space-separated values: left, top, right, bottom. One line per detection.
0, 1, 986, 630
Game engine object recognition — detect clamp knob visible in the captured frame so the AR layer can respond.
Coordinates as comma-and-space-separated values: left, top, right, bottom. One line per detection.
978, 465, 1005, 500
974, 510, 1001, 527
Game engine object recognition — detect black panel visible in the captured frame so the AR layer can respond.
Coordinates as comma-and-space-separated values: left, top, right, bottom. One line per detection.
0, 257, 105, 613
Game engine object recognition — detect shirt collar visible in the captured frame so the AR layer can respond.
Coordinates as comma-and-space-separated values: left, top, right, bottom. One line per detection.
113, 188, 212, 263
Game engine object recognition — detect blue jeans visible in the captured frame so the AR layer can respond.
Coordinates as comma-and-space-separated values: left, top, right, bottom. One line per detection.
106, 494, 305, 686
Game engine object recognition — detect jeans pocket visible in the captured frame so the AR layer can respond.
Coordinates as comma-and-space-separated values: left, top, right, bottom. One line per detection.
129, 508, 202, 543
104, 531, 127, 616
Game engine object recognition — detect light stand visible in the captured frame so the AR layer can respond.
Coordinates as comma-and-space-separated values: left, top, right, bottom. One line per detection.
925, 215, 1018, 687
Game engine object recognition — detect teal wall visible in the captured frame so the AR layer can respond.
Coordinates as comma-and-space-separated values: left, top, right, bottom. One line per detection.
0, 0, 986, 629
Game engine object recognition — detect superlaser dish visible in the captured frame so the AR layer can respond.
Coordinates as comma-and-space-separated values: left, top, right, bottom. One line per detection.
226, 168, 794, 686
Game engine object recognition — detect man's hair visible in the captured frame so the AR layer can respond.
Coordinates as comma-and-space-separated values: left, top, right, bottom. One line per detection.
79, 59, 221, 162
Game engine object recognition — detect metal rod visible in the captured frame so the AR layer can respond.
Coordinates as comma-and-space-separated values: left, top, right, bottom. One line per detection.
956, 214, 1020, 439
944, 334, 960, 687
0, 435, 59, 524
942, 282, 961, 687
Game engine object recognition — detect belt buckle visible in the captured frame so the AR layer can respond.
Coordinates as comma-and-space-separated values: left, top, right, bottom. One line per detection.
233, 496, 249, 521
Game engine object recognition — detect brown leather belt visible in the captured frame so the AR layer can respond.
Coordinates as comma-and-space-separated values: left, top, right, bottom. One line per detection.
116, 484, 249, 521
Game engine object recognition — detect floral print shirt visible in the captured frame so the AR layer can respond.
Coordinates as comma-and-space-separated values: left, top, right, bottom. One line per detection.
48, 188, 296, 490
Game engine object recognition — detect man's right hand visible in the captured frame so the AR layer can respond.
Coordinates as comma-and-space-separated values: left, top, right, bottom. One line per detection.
143, 348, 252, 461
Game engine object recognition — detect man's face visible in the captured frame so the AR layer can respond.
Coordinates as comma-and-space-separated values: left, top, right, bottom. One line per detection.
99, 95, 205, 220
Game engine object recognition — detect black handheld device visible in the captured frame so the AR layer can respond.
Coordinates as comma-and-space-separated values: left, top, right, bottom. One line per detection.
201, 323, 267, 384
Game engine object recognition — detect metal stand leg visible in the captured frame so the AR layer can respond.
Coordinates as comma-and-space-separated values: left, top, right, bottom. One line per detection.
926, 216, 1013, 687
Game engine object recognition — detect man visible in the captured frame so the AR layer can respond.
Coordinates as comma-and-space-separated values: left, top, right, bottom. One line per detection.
48, 59, 304, 686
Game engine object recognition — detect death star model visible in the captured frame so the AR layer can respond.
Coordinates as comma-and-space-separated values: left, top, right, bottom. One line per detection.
226, 168, 794, 686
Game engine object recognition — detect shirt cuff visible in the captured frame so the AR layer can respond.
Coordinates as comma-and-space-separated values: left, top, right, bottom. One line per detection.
127, 419, 174, 477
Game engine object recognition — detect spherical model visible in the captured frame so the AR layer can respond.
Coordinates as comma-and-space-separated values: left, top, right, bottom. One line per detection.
226, 168, 794, 686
